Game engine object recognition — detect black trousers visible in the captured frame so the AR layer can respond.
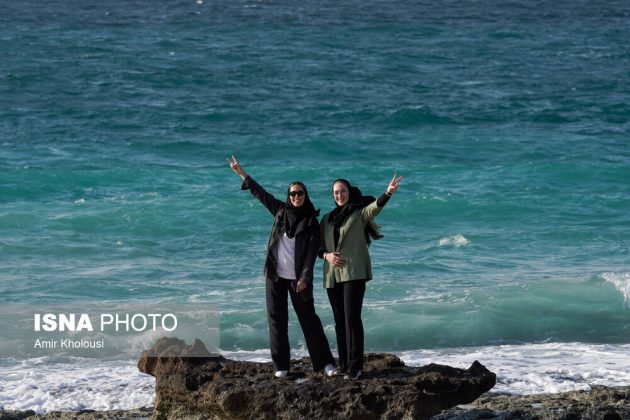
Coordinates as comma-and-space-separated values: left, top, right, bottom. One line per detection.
326, 279, 366, 373
266, 277, 334, 371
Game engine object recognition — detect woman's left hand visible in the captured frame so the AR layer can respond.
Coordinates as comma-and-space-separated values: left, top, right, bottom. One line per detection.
296, 279, 308, 293
387, 173, 404, 195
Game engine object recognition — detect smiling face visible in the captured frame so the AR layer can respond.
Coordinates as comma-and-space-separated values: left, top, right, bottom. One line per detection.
333, 181, 350, 207
288, 184, 306, 208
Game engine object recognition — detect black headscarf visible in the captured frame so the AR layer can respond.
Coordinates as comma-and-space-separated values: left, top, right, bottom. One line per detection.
328, 179, 383, 245
283, 181, 319, 238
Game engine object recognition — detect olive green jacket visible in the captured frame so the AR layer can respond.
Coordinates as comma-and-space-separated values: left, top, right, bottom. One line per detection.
320, 201, 383, 288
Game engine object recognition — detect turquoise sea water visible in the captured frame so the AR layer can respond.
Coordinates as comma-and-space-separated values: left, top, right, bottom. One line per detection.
1, 0, 630, 411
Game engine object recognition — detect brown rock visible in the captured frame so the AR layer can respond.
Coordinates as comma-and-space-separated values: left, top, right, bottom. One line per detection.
138, 337, 496, 419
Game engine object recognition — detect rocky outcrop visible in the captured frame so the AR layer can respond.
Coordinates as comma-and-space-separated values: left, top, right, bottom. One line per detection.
434, 385, 630, 419
137, 337, 496, 419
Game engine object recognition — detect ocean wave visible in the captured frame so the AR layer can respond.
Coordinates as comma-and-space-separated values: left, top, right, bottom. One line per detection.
2, 342, 630, 412
188, 290, 226, 302
400, 342, 630, 395
387, 106, 455, 126
0, 358, 153, 413
438, 234, 469, 247
601, 272, 630, 307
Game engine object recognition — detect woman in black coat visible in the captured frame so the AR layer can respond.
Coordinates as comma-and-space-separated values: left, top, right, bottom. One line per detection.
228, 156, 337, 378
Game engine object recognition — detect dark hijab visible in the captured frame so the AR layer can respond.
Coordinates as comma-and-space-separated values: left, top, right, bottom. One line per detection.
283, 181, 319, 238
328, 179, 383, 245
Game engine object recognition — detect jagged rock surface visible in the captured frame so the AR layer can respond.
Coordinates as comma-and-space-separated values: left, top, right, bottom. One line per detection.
137, 337, 496, 419
433, 385, 630, 419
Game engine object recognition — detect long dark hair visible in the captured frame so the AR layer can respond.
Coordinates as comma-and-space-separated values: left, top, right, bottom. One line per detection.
329, 179, 383, 246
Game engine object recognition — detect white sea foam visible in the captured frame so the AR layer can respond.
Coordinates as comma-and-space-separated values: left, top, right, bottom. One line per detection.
364, 290, 449, 307
188, 290, 226, 302
0, 358, 154, 413
439, 234, 469, 247
221, 348, 276, 363
3, 343, 630, 413
602, 272, 630, 306
400, 342, 630, 395
146, 342, 630, 395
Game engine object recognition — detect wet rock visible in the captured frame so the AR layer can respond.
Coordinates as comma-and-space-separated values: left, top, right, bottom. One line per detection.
137, 337, 496, 419
0, 407, 152, 419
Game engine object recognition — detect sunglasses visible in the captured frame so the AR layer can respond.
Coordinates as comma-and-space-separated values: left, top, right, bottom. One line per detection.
289, 190, 305, 197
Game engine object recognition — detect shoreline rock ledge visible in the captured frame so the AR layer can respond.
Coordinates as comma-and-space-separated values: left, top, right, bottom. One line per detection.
138, 337, 496, 419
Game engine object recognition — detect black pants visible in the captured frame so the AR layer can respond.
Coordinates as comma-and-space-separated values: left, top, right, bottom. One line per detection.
326, 279, 366, 373
266, 277, 334, 371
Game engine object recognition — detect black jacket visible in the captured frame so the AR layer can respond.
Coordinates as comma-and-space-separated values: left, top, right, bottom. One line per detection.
242, 176, 321, 288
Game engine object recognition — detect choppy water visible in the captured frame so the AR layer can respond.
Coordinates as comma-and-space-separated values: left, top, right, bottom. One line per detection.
1, 0, 629, 412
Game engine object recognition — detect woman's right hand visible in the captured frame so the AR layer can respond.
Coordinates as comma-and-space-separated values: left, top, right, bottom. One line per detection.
227, 155, 247, 180
386, 173, 404, 195
325, 252, 345, 267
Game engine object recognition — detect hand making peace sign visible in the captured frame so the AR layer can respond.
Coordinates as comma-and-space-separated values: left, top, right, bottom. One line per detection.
386, 173, 404, 195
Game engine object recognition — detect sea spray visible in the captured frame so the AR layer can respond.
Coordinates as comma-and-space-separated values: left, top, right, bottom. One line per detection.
602, 272, 630, 308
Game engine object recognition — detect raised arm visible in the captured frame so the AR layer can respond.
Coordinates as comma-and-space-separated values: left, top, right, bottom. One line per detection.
228, 155, 283, 216
362, 173, 404, 220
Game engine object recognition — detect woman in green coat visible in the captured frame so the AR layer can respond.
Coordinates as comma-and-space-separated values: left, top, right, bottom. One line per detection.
319, 174, 403, 380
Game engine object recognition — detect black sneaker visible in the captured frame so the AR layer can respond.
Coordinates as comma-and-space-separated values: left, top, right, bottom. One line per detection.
344, 370, 362, 380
